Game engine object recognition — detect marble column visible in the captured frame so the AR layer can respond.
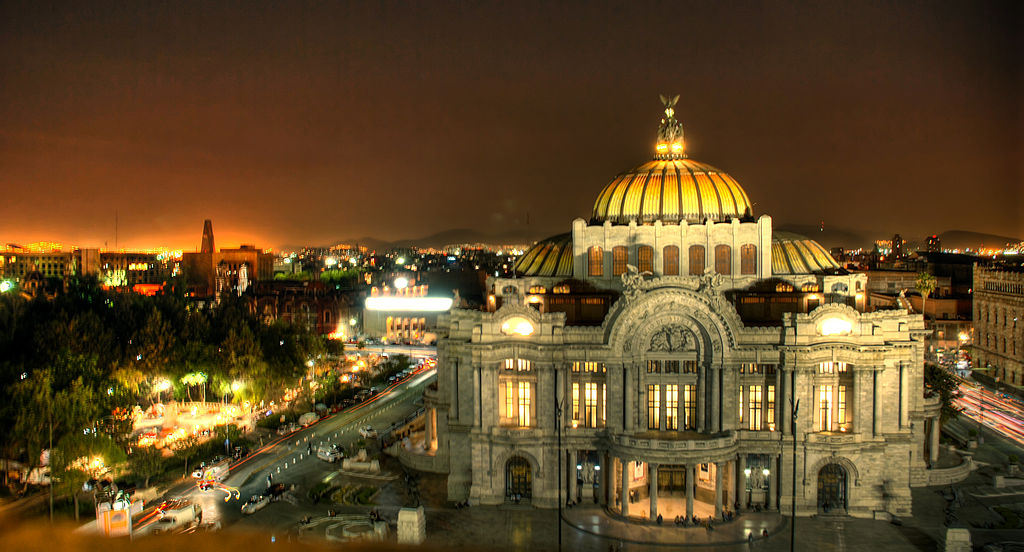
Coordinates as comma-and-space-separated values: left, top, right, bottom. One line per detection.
873, 369, 882, 436
852, 370, 864, 435
649, 462, 659, 520
770, 454, 780, 510
930, 417, 941, 464
686, 464, 695, 520
736, 454, 746, 510
697, 367, 706, 431
568, 450, 577, 503
711, 367, 721, 432
620, 458, 630, 517
781, 369, 791, 436
424, 407, 434, 450
624, 367, 634, 431
714, 461, 724, 519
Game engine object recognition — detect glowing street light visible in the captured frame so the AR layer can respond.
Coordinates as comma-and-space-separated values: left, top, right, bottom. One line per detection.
0, 280, 12, 293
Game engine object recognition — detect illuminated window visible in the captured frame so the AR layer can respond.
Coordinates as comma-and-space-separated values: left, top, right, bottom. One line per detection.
588, 246, 603, 277
585, 382, 598, 428
663, 360, 680, 374
683, 385, 696, 429
601, 383, 607, 426
517, 382, 531, 427
740, 244, 757, 275
572, 361, 605, 373
801, 283, 820, 292
838, 385, 848, 426
776, 282, 794, 292
715, 245, 732, 275
647, 384, 660, 429
682, 360, 698, 373
817, 385, 833, 431
748, 385, 763, 430
638, 246, 654, 273
663, 245, 679, 276
528, 285, 546, 294
665, 385, 679, 430
689, 245, 705, 275
504, 358, 532, 372
738, 385, 744, 424
646, 360, 661, 373
571, 382, 580, 424
553, 284, 570, 294
767, 385, 776, 429
502, 382, 515, 419
612, 246, 627, 276
818, 361, 847, 374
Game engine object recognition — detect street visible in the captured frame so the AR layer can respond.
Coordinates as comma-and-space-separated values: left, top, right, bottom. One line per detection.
133, 367, 436, 539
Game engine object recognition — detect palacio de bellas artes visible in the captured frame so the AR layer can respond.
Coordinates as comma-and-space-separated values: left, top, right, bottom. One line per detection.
408, 97, 949, 522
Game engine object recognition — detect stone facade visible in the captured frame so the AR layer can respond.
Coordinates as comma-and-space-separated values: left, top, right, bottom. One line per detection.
413, 104, 941, 521
973, 265, 1024, 386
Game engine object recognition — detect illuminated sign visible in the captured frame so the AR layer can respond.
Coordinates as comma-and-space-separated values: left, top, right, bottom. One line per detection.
500, 317, 535, 336
820, 317, 853, 336
365, 296, 453, 312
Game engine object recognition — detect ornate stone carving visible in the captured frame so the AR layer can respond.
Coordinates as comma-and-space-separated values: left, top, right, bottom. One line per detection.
621, 264, 651, 302
648, 325, 693, 352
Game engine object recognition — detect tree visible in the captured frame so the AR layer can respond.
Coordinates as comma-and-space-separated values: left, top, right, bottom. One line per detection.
915, 272, 937, 318
925, 364, 963, 423
50, 433, 126, 520
127, 446, 165, 488
173, 434, 201, 477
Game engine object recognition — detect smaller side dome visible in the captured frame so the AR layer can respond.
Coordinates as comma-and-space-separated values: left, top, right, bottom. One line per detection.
771, 232, 843, 275
514, 233, 573, 277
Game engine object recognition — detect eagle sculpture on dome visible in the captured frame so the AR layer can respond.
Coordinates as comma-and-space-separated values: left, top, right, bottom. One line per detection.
656, 94, 684, 158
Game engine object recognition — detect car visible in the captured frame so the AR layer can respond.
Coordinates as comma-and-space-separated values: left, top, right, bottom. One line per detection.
276, 423, 299, 436
359, 426, 378, 439
241, 494, 270, 514
317, 444, 344, 463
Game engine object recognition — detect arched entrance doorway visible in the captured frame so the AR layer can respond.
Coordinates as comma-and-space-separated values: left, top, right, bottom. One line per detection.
506, 456, 532, 501
817, 463, 847, 513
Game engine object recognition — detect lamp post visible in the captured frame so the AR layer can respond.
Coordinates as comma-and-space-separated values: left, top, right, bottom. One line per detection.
790, 398, 800, 552
554, 372, 563, 552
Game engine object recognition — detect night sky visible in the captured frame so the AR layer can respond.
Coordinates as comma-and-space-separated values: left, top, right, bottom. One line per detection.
1, 1, 1020, 251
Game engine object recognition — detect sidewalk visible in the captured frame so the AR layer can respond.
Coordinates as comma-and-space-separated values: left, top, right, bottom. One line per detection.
562, 506, 785, 547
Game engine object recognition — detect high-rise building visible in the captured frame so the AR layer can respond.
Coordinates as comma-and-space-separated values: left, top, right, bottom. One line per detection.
926, 235, 941, 253
410, 100, 946, 521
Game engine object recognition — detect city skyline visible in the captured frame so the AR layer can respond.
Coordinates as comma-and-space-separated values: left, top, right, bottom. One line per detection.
2, 1, 1021, 249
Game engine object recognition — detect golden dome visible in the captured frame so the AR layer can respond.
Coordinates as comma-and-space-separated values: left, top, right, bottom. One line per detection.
771, 232, 843, 275
591, 97, 753, 225
514, 233, 573, 277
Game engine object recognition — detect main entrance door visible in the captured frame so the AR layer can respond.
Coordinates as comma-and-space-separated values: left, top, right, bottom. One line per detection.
817, 463, 847, 513
506, 456, 532, 500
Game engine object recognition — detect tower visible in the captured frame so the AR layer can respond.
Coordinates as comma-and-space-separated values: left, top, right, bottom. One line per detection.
201, 219, 215, 254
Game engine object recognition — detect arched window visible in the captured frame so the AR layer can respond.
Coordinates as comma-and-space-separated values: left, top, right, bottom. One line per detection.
663, 245, 679, 276
740, 244, 757, 275
588, 246, 603, 277
612, 246, 627, 276
637, 246, 654, 273
688, 245, 705, 275
715, 245, 732, 275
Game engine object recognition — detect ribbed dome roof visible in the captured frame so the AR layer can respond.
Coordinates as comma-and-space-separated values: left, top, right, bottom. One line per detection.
592, 159, 752, 225
771, 232, 843, 275
514, 233, 573, 277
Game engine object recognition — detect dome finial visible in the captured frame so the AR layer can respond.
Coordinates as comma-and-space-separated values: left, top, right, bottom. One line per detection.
655, 94, 685, 159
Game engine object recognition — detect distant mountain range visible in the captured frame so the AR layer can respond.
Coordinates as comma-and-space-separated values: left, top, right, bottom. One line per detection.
282, 226, 1021, 253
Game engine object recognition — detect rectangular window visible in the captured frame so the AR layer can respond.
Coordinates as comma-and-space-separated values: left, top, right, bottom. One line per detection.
504, 359, 515, 371
838, 385, 847, 427
748, 385, 763, 430
585, 382, 598, 428
517, 359, 532, 372
647, 384, 660, 430
588, 247, 603, 277
818, 361, 834, 374
767, 385, 776, 429
501, 382, 514, 420
689, 245, 705, 276
665, 385, 679, 430
571, 382, 581, 424
682, 360, 698, 373
683, 384, 696, 429
517, 382, 531, 427
738, 385, 744, 424
601, 383, 607, 426
664, 360, 680, 374
818, 385, 833, 431
647, 360, 661, 373
663, 245, 680, 276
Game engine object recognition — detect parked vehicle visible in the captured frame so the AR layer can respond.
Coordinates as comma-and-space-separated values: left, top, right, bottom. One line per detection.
359, 426, 378, 439
241, 494, 269, 514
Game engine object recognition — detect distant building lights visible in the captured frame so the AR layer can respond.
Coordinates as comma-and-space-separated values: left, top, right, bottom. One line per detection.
396, 257, 406, 265
365, 296, 453, 312
325, 257, 338, 266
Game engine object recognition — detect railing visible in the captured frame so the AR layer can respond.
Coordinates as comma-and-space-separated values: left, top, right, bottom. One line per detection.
927, 453, 973, 486
609, 432, 737, 452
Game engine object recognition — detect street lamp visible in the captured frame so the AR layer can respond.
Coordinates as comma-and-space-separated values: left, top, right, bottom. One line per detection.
790, 398, 800, 552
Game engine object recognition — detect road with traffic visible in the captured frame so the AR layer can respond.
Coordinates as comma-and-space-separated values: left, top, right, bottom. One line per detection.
952, 376, 1024, 446
134, 366, 436, 539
